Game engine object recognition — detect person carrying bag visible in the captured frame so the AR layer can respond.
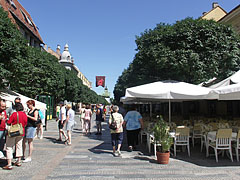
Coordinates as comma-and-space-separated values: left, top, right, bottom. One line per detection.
109, 113, 117, 130
108, 105, 124, 157
3, 103, 27, 170
8, 112, 23, 137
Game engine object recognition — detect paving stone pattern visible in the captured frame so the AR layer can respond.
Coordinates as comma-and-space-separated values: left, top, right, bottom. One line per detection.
0, 115, 240, 180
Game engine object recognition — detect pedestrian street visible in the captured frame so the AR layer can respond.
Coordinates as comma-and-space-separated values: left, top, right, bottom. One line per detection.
0, 115, 240, 180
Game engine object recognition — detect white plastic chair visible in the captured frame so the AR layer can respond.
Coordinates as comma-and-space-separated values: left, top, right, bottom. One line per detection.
208, 129, 233, 162
147, 133, 161, 158
140, 130, 147, 144
192, 124, 202, 147
174, 126, 190, 157
234, 130, 240, 161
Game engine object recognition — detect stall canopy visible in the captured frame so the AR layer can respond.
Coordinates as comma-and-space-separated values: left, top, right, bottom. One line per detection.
209, 70, 240, 89
210, 83, 240, 100
0, 89, 47, 110
121, 80, 217, 122
124, 80, 217, 100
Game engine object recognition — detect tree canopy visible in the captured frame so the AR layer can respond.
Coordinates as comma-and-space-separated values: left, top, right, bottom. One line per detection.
0, 8, 107, 104
114, 18, 240, 102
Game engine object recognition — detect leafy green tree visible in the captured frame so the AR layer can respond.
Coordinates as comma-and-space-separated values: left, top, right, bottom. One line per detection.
0, 7, 28, 87
0, 7, 107, 104
114, 18, 240, 102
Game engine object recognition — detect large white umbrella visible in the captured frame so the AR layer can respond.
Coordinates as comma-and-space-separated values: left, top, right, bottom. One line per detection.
122, 81, 217, 122
125, 81, 215, 100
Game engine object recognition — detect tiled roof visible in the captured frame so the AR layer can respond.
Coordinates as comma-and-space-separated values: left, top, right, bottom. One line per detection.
219, 4, 240, 22
0, 0, 43, 43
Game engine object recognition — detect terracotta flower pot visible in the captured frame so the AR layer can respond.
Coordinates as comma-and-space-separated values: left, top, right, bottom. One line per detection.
156, 151, 170, 164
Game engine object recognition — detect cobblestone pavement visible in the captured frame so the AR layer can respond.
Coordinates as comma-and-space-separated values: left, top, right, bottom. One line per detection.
0, 115, 240, 180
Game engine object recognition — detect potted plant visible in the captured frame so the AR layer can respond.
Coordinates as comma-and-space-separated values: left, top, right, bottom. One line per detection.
152, 115, 173, 164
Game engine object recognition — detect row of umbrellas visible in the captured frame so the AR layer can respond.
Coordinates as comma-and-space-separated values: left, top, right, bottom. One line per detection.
121, 71, 240, 122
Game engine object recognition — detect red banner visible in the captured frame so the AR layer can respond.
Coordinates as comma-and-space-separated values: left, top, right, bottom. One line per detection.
96, 76, 105, 87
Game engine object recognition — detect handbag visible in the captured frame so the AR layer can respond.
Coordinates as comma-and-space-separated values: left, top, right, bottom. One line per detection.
8, 112, 24, 137
109, 114, 117, 130
35, 109, 42, 126
35, 116, 42, 125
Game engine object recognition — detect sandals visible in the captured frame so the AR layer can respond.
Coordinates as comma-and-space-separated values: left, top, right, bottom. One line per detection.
13, 161, 22, 167
65, 140, 71, 146
2, 165, 13, 170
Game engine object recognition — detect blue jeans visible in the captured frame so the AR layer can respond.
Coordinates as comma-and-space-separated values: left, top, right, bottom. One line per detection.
111, 132, 123, 147
0, 130, 6, 152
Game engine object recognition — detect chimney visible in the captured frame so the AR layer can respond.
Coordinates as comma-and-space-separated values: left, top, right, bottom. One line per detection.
56, 44, 61, 54
202, 12, 207, 16
212, 2, 218, 9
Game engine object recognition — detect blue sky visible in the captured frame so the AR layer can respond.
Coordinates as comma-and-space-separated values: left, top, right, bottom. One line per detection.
19, 0, 239, 98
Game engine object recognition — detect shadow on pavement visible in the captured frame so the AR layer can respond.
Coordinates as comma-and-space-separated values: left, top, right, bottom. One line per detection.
44, 137, 66, 145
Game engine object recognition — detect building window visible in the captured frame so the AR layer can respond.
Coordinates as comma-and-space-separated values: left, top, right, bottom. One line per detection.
10, 0, 17, 9
6, 0, 17, 9
20, 9, 34, 27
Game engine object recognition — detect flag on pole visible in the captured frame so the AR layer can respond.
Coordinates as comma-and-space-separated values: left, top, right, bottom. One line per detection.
96, 76, 105, 87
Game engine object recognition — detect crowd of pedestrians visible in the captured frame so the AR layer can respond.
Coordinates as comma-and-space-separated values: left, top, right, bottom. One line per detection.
0, 97, 40, 170
0, 97, 144, 170
0, 97, 77, 170
77, 103, 144, 156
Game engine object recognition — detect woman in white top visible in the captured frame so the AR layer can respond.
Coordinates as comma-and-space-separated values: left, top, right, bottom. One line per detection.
79, 104, 85, 133
109, 105, 124, 157
83, 105, 92, 135
65, 104, 75, 145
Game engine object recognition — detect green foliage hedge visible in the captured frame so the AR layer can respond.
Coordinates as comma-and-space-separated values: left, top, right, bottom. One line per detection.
114, 18, 240, 102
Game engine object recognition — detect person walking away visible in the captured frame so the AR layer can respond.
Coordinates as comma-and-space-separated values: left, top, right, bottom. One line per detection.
0, 99, 7, 159
65, 104, 75, 145
56, 101, 68, 142
95, 104, 104, 135
109, 105, 124, 157
83, 105, 92, 135
123, 105, 143, 151
79, 104, 86, 133
3, 103, 27, 170
23, 100, 38, 163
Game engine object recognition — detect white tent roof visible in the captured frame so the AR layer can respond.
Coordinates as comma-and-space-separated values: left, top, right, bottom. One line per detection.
210, 83, 240, 100
121, 80, 218, 123
0, 89, 47, 110
209, 70, 240, 89
124, 81, 217, 101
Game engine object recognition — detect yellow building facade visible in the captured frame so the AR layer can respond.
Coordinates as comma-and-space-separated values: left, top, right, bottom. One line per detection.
202, 3, 240, 34
201, 2, 227, 21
